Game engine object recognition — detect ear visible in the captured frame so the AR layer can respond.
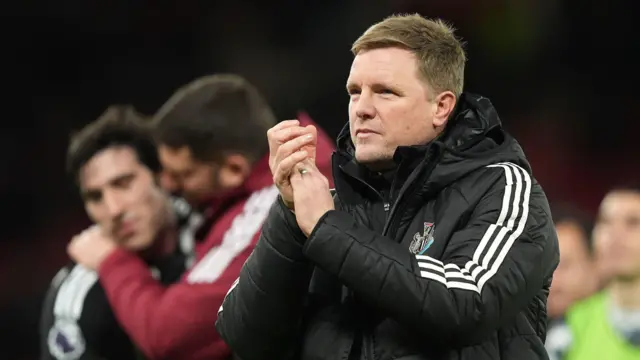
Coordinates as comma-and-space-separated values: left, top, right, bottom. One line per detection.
218, 153, 252, 188
432, 91, 457, 128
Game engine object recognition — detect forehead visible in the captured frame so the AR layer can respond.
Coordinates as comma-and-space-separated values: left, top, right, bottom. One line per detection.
348, 47, 421, 85
158, 145, 197, 171
79, 146, 143, 190
600, 191, 640, 216
556, 222, 589, 254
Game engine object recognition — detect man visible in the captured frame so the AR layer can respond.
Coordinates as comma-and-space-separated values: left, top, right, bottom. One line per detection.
41, 106, 197, 360
546, 186, 640, 360
69, 74, 334, 359
547, 205, 597, 321
216, 14, 559, 360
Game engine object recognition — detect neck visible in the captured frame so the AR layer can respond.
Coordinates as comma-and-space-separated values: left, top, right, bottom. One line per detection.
140, 202, 178, 260
609, 276, 640, 309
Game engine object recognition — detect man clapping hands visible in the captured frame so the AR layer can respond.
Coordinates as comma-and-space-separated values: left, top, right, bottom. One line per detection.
268, 119, 335, 236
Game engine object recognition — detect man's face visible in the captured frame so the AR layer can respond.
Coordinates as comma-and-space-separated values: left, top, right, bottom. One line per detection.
594, 190, 640, 281
548, 221, 595, 318
79, 146, 167, 251
158, 145, 219, 208
346, 47, 448, 169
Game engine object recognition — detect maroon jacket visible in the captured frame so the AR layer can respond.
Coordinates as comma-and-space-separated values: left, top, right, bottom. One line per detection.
97, 116, 334, 360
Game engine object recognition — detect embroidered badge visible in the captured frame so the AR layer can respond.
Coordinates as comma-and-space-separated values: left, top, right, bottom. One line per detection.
409, 222, 435, 255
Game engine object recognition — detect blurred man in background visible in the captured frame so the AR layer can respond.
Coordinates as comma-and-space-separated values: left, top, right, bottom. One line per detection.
41, 106, 197, 360
547, 205, 597, 322
70, 74, 334, 359
546, 185, 640, 360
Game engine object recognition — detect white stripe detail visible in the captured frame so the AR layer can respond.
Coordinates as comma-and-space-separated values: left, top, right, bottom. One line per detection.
218, 277, 240, 314
415, 162, 532, 293
53, 265, 99, 320
187, 185, 279, 284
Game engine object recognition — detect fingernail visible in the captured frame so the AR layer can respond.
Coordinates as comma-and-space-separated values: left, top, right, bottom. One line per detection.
305, 134, 313, 140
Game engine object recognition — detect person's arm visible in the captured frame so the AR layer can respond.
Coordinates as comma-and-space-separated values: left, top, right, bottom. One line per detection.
215, 198, 314, 360
40, 265, 127, 360
303, 163, 559, 346
40, 267, 71, 360
98, 241, 249, 359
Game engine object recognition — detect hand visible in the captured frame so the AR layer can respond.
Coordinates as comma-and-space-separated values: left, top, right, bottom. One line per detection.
290, 163, 335, 237
267, 120, 317, 209
67, 225, 118, 271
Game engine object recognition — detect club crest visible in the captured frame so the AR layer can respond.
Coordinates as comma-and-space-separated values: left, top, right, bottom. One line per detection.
409, 222, 435, 255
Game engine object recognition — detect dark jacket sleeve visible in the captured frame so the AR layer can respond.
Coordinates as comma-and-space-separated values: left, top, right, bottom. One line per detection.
303, 163, 559, 346
40, 267, 68, 360
215, 197, 315, 360
40, 264, 139, 360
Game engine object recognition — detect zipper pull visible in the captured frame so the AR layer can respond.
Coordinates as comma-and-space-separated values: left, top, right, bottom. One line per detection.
384, 202, 390, 212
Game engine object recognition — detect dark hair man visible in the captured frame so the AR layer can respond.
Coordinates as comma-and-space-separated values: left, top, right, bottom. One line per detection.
216, 14, 559, 360
41, 106, 197, 360
68, 75, 335, 359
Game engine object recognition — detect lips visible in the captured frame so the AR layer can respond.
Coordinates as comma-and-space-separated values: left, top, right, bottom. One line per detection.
355, 129, 378, 136
117, 221, 137, 238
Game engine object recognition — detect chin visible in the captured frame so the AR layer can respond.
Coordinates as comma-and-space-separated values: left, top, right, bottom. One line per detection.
123, 236, 154, 252
355, 150, 394, 170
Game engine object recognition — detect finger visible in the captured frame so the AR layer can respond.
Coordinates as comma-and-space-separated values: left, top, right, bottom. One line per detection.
270, 119, 300, 133
274, 150, 308, 185
275, 133, 315, 165
294, 162, 330, 190
294, 158, 315, 174
271, 126, 312, 146
268, 121, 301, 153
301, 125, 318, 161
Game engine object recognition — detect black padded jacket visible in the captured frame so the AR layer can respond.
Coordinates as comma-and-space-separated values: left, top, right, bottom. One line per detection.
216, 93, 559, 360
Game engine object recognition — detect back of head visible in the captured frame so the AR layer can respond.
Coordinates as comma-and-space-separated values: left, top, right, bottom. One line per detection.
153, 74, 277, 163
66, 105, 160, 184
352, 14, 466, 98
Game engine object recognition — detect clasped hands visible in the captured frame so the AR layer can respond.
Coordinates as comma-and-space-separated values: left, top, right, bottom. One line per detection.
268, 120, 335, 237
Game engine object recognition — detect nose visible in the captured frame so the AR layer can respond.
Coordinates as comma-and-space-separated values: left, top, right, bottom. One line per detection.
160, 171, 179, 193
103, 191, 125, 219
354, 90, 375, 121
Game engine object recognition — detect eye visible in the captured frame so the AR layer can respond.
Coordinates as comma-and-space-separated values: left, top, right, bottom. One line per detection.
112, 174, 135, 189
82, 190, 103, 203
347, 87, 361, 96
625, 216, 640, 228
371, 83, 398, 96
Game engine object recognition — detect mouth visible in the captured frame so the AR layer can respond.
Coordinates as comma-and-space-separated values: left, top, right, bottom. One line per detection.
116, 221, 137, 238
355, 129, 378, 137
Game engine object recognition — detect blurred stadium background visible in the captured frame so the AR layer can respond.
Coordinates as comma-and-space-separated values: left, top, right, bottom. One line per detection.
1, 0, 637, 358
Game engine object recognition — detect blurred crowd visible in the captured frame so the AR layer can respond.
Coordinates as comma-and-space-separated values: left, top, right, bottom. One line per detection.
1, 0, 638, 359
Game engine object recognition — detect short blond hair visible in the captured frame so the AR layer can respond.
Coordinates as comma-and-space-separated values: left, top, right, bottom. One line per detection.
352, 14, 466, 97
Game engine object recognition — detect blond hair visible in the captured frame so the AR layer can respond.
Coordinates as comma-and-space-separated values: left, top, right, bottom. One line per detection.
352, 14, 466, 97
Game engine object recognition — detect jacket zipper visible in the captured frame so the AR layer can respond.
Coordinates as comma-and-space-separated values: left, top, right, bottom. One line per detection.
337, 169, 388, 360
382, 144, 439, 238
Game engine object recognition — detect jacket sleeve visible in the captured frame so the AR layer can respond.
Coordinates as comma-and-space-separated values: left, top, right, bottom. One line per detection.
98, 240, 251, 360
215, 197, 314, 360
303, 163, 559, 346
40, 267, 68, 360
40, 265, 127, 360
